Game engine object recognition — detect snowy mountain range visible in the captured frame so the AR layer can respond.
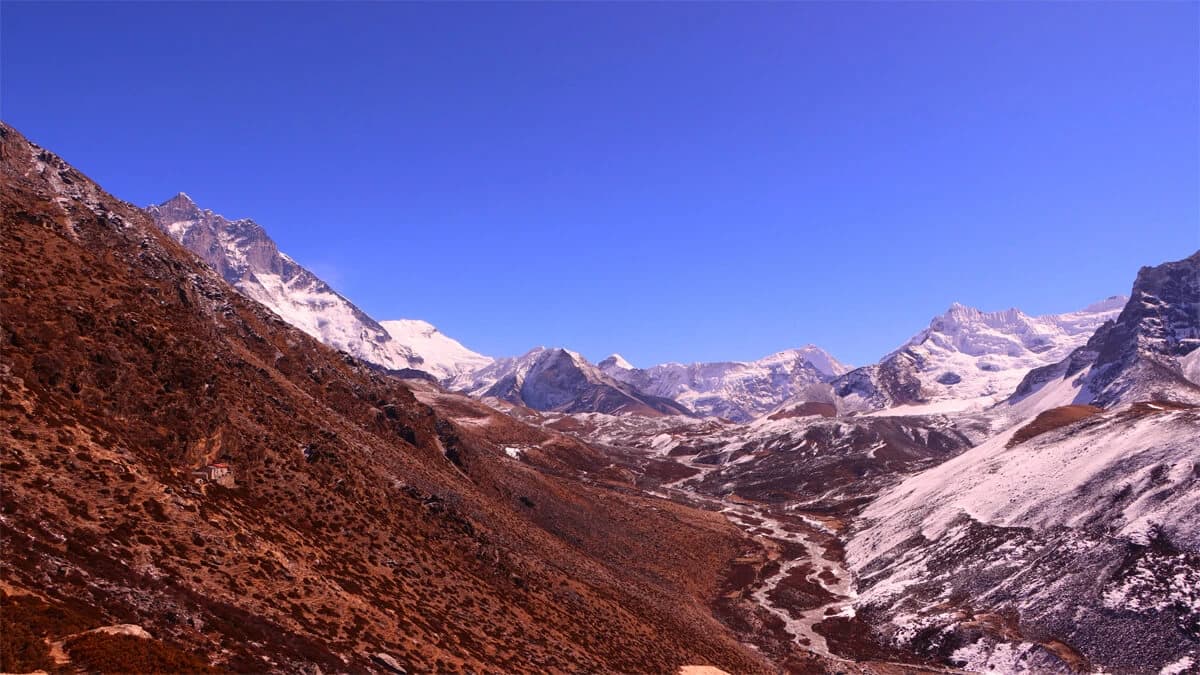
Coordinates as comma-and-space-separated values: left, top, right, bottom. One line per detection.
148, 194, 491, 379
147, 194, 858, 417
449, 347, 692, 416
149, 192, 1186, 426
832, 297, 1127, 415
598, 347, 850, 421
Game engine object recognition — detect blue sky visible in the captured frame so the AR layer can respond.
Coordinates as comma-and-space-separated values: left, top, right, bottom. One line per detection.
3, 2, 1197, 367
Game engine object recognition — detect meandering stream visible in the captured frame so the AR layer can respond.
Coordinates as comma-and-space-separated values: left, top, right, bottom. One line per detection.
654, 458, 857, 660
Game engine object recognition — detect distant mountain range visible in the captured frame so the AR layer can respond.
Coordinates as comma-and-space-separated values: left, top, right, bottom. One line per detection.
598, 347, 849, 421
448, 347, 693, 417
150, 193, 1163, 423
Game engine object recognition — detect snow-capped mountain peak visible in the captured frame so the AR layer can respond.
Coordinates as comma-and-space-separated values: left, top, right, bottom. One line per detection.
833, 297, 1127, 414
148, 194, 489, 380
599, 353, 636, 371
763, 345, 850, 378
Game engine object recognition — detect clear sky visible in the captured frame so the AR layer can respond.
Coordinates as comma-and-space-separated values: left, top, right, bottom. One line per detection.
3, 2, 1197, 367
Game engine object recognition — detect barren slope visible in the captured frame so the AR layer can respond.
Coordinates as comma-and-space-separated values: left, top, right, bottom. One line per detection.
0, 122, 769, 674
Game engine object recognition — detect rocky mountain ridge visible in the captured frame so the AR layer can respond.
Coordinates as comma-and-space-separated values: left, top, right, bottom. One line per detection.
1008, 251, 1200, 410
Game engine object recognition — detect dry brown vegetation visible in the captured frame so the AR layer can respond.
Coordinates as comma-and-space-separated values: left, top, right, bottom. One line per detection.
767, 402, 837, 420
0, 122, 770, 673
64, 632, 224, 674
0, 590, 97, 672
1007, 405, 1104, 447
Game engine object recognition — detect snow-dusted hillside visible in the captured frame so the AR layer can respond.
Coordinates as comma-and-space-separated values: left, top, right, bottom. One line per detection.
842, 253, 1200, 673
844, 403, 1200, 672
832, 297, 1126, 415
148, 193, 490, 379
450, 347, 692, 416
851, 404, 1200, 560
598, 346, 850, 422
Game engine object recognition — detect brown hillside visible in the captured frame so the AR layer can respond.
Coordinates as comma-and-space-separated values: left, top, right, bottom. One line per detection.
0, 122, 770, 673
768, 402, 838, 421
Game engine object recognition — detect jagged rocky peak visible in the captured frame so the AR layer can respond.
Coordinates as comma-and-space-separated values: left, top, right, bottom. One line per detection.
930, 301, 1024, 331
1010, 250, 1200, 408
147, 192, 279, 284
163, 190, 197, 208
1120, 251, 1200, 357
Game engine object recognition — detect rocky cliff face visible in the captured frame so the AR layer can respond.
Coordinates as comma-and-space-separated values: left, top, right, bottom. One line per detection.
1011, 252, 1200, 409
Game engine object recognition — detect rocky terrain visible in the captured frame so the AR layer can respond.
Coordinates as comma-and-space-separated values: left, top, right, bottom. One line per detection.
843, 253, 1200, 673
408, 379, 976, 673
